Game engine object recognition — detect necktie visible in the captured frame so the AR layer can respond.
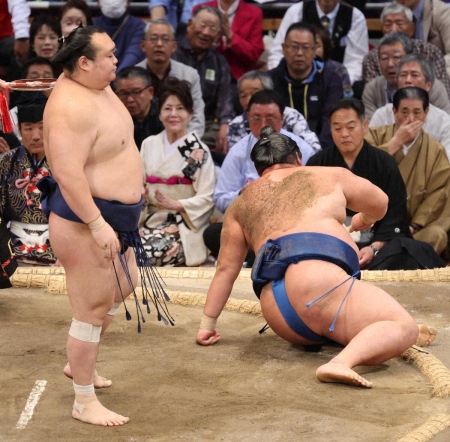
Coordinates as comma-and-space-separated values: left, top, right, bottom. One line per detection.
321, 15, 331, 37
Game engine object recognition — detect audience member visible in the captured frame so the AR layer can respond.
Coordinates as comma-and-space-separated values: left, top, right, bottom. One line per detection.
148, 0, 203, 35
29, 15, 61, 60
313, 24, 353, 98
362, 2, 450, 97
193, 0, 264, 81
370, 53, 450, 159
136, 19, 205, 136
0, 101, 56, 265
228, 70, 321, 152
362, 32, 450, 120
60, 0, 93, 38
140, 77, 215, 266
172, 5, 234, 157
307, 98, 445, 270
397, 0, 450, 76
0, 0, 30, 81
365, 87, 450, 255
114, 66, 164, 150
267, 0, 368, 86
203, 90, 315, 262
9, 57, 56, 140
268, 22, 344, 150
94, 0, 146, 71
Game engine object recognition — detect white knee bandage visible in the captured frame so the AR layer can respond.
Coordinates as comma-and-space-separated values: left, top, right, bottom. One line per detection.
107, 301, 122, 316
69, 319, 101, 343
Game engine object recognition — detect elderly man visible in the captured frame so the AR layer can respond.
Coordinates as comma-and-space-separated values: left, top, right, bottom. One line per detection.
228, 70, 321, 152
192, 0, 264, 81
196, 125, 432, 388
40, 26, 165, 426
267, 0, 368, 85
362, 2, 450, 96
397, 0, 450, 77
370, 54, 450, 159
0, 101, 56, 265
172, 5, 234, 156
135, 19, 204, 136
362, 32, 450, 120
307, 98, 444, 270
366, 87, 450, 255
268, 22, 344, 150
203, 90, 315, 261
114, 66, 163, 149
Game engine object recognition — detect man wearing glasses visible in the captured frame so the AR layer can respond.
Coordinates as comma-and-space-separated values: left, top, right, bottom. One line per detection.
172, 6, 234, 161
268, 22, 344, 150
203, 90, 315, 264
136, 19, 205, 136
114, 66, 163, 150
267, 0, 368, 86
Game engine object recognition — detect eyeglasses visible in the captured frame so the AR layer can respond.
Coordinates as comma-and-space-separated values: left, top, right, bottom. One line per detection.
194, 20, 220, 33
249, 116, 280, 125
379, 55, 403, 64
116, 87, 148, 100
283, 44, 315, 53
144, 35, 174, 45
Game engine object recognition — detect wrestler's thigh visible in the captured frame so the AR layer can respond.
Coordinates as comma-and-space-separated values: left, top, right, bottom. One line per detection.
49, 213, 120, 323
283, 261, 415, 345
319, 278, 416, 345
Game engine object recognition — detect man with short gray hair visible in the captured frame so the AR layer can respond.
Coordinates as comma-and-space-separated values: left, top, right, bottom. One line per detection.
362, 2, 450, 96
396, 0, 450, 77
136, 19, 205, 136
362, 32, 450, 120
172, 6, 235, 157
370, 53, 450, 159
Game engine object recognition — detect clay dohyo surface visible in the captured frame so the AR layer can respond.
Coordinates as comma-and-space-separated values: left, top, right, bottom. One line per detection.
0, 274, 449, 441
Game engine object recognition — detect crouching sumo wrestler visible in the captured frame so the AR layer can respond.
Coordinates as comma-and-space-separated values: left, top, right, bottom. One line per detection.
197, 126, 436, 388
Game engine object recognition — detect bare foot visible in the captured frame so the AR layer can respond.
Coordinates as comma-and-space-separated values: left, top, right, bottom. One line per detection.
316, 361, 373, 388
64, 363, 112, 389
415, 324, 437, 347
72, 395, 129, 426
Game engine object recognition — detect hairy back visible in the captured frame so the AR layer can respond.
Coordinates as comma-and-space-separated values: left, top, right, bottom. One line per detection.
230, 167, 350, 252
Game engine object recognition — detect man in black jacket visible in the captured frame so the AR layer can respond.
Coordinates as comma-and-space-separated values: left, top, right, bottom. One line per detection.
307, 97, 445, 270
268, 22, 344, 149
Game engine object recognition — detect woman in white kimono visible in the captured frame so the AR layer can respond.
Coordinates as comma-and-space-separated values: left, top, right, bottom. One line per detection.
140, 78, 216, 266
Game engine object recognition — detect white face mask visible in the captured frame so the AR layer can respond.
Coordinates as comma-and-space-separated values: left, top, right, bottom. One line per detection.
100, 0, 127, 19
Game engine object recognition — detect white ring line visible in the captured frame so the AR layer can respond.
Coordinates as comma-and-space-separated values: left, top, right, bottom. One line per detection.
16, 380, 47, 430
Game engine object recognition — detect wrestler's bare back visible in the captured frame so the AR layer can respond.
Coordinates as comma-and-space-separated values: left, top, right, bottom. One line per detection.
44, 74, 143, 204
231, 166, 360, 255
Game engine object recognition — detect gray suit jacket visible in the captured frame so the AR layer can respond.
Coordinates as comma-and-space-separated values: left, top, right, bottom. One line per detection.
135, 59, 205, 136
423, 0, 450, 78
362, 75, 450, 121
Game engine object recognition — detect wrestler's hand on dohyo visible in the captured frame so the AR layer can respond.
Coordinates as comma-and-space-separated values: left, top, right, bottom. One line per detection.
349, 212, 374, 233
91, 222, 120, 260
196, 329, 221, 346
